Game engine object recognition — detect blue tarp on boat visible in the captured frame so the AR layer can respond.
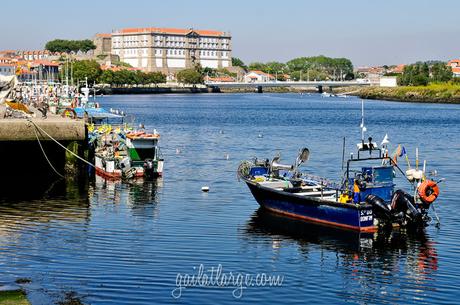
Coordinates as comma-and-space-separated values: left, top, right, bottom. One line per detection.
74, 107, 124, 119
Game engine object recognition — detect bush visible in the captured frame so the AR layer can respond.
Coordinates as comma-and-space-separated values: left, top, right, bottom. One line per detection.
176, 69, 203, 84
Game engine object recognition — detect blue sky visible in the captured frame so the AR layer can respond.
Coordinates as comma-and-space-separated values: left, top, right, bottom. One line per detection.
1, 0, 459, 66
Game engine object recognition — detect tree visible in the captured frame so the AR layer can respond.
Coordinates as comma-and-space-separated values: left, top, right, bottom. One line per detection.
232, 57, 247, 69
264, 62, 287, 74
176, 69, 203, 84
285, 56, 353, 80
248, 62, 267, 71
72, 60, 102, 84
79, 39, 97, 53
398, 63, 430, 86
146, 72, 166, 84
98, 70, 114, 84
45, 39, 96, 53
431, 63, 452, 82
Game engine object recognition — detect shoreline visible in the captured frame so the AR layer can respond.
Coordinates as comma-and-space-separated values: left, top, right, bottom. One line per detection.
350, 85, 460, 104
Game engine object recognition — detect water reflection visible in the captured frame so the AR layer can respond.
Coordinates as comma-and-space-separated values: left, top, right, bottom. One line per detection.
0, 178, 90, 222
90, 175, 163, 218
245, 208, 438, 281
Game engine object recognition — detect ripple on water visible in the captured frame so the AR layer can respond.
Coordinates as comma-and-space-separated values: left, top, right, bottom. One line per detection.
0, 94, 459, 304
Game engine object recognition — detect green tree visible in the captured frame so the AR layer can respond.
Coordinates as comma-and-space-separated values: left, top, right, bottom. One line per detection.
232, 57, 247, 69
285, 56, 353, 80
45, 39, 96, 53
431, 63, 452, 82
176, 69, 203, 84
264, 62, 287, 74
72, 60, 102, 83
79, 39, 97, 52
146, 72, 166, 84
248, 62, 267, 71
98, 70, 114, 84
398, 62, 430, 86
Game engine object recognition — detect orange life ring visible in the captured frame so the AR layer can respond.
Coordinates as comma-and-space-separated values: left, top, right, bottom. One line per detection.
418, 180, 440, 204
62, 108, 77, 119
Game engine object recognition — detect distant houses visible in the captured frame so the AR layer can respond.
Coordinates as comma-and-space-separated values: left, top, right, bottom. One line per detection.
447, 59, 460, 77
243, 70, 275, 83
0, 63, 15, 77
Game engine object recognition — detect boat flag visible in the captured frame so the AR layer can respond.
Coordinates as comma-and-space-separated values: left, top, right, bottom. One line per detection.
399, 146, 406, 157
391, 144, 402, 164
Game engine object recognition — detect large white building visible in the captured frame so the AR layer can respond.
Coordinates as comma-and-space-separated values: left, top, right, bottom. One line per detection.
106, 27, 232, 73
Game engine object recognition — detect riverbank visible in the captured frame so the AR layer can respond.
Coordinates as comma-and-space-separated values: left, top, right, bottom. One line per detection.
99, 85, 319, 94
0, 290, 30, 305
352, 84, 460, 104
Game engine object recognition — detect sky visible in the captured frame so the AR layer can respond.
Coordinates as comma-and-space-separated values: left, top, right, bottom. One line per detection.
1, 0, 459, 67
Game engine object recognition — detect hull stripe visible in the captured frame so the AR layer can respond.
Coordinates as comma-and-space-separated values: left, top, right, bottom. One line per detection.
264, 206, 377, 233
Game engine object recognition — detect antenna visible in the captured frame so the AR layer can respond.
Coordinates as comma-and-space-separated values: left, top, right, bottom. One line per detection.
360, 99, 367, 142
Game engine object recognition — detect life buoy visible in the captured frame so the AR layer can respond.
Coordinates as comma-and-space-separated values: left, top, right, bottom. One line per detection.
62, 108, 77, 119
418, 180, 440, 204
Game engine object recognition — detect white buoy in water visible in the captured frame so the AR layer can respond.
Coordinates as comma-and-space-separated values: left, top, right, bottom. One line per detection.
225, 153, 229, 160
258, 133, 263, 138
219, 130, 224, 134
201, 186, 210, 192
176, 148, 181, 154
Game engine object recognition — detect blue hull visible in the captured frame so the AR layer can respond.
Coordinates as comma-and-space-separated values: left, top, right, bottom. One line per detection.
245, 181, 376, 232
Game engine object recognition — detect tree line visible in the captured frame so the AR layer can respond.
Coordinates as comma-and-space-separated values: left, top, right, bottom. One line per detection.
231, 55, 354, 80
62, 60, 166, 85
398, 62, 454, 86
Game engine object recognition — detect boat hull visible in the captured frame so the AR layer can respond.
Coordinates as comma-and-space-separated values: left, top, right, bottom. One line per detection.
245, 181, 376, 232
94, 155, 122, 180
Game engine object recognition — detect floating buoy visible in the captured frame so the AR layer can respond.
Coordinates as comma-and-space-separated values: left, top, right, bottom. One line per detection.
258, 133, 263, 138
176, 148, 181, 154
201, 186, 210, 192
219, 130, 224, 134
224, 153, 229, 160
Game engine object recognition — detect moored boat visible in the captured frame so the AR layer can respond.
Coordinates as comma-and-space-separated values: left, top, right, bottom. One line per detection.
90, 125, 164, 180
126, 130, 164, 178
238, 101, 442, 232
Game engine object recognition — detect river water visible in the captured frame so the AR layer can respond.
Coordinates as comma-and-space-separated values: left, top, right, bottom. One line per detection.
0, 93, 459, 304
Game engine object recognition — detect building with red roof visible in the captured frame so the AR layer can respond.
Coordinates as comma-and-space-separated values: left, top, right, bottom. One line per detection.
107, 26, 232, 74
447, 59, 460, 77
0, 63, 15, 76
243, 71, 275, 83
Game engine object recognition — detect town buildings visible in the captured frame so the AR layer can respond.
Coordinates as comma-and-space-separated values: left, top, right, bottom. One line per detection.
447, 59, 460, 77
95, 27, 232, 74
243, 70, 275, 83
0, 63, 15, 76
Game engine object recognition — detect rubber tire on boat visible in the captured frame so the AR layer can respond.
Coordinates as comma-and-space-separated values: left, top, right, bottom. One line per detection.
62, 108, 77, 119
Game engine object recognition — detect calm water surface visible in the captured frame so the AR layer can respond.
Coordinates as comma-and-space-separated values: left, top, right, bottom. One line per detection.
1, 93, 459, 304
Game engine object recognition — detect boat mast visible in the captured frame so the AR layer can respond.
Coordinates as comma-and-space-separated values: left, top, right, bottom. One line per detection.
360, 99, 367, 144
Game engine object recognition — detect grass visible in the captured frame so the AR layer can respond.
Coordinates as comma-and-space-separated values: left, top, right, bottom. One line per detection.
358, 83, 460, 103
0, 290, 30, 305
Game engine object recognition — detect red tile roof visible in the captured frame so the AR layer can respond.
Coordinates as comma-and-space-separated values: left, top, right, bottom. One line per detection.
250, 70, 274, 78
206, 76, 234, 82
392, 64, 405, 74
96, 33, 111, 38
448, 59, 460, 67
452, 67, 460, 73
31, 60, 59, 67
117, 27, 225, 36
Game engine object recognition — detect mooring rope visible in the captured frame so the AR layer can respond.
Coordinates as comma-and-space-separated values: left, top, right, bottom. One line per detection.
31, 124, 65, 178
27, 119, 96, 169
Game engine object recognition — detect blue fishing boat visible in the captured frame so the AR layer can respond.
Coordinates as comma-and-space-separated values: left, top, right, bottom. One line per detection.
238, 101, 442, 232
